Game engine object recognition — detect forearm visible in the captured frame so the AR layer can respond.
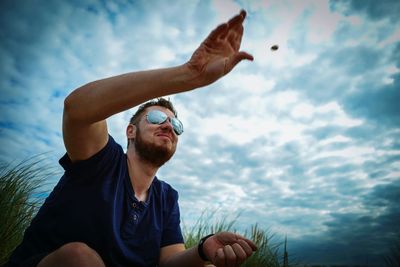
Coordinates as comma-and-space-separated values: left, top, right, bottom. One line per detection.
64, 64, 197, 123
160, 246, 206, 267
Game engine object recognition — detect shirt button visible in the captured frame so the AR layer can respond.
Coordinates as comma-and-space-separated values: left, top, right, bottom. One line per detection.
133, 214, 138, 221
132, 203, 137, 208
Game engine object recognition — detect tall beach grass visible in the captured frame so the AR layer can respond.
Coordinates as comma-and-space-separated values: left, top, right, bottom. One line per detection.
383, 231, 400, 267
183, 210, 297, 267
0, 157, 55, 265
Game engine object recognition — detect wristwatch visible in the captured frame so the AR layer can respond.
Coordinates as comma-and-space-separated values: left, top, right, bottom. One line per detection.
198, 234, 214, 261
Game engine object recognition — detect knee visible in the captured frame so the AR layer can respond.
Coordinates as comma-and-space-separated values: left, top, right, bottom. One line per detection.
58, 242, 93, 256
38, 242, 105, 267
56, 242, 104, 265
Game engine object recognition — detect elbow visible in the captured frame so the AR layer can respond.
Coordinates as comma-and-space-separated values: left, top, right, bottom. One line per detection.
63, 83, 92, 122
63, 92, 73, 112
63, 81, 100, 123
63, 90, 79, 121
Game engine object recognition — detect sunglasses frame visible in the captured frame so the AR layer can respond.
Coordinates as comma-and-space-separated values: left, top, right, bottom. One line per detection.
146, 110, 184, 135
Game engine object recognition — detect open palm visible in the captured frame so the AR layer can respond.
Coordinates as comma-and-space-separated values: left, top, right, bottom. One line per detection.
186, 10, 253, 87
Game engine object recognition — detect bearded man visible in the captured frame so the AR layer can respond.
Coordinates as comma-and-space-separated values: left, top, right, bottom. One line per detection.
6, 10, 257, 267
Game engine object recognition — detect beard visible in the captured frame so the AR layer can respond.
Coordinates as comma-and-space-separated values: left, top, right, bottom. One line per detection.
133, 127, 176, 168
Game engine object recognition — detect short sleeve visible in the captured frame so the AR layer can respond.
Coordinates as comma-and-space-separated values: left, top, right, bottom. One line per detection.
161, 189, 184, 247
58, 135, 123, 180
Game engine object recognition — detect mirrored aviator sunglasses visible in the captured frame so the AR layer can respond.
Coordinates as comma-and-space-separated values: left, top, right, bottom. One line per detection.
146, 110, 184, 135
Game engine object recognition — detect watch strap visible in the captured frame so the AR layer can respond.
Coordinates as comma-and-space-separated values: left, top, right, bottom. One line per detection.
198, 234, 214, 261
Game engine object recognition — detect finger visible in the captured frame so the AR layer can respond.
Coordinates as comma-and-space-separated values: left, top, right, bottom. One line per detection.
240, 9, 247, 19
222, 17, 242, 39
232, 243, 248, 265
214, 248, 225, 267
227, 10, 246, 29
212, 10, 246, 41
221, 20, 241, 40
242, 239, 258, 251
235, 25, 244, 49
208, 23, 228, 41
236, 239, 254, 257
234, 234, 258, 251
226, 31, 236, 49
223, 245, 237, 267
227, 25, 243, 51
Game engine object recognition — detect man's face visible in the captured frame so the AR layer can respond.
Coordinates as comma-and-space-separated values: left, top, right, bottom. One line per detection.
132, 106, 179, 167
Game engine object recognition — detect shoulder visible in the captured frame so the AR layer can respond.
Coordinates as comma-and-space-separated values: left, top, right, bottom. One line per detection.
152, 177, 179, 201
153, 177, 178, 193
59, 135, 124, 173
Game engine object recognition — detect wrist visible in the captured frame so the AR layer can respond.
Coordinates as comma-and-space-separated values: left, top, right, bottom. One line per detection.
198, 234, 214, 261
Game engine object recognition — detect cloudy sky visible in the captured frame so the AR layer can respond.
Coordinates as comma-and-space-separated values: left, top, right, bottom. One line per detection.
1, 0, 399, 265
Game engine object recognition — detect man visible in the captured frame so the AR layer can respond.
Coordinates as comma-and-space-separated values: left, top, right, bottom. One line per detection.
7, 10, 257, 267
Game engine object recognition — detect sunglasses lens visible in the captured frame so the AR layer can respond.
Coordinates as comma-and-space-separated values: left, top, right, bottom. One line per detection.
146, 110, 184, 135
147, 110, 167, 124
171, 118, 184, 135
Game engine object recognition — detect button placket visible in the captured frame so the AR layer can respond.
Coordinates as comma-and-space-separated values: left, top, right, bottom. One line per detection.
130, 200, 144, 225
131, 201, 140, 224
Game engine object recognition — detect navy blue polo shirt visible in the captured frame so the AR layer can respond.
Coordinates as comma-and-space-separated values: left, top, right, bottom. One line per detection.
8, 135, 184, 267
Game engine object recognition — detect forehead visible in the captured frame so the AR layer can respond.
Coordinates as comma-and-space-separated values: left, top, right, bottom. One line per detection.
145, 105, 175, 118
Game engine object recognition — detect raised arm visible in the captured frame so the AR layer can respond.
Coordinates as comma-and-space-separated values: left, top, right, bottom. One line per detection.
63, 10, 253, 162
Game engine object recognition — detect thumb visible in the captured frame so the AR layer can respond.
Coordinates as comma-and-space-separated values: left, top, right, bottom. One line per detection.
225, 51, 254, 74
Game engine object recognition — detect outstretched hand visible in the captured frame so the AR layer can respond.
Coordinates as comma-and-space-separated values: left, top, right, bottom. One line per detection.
186, 10, 254, 87
203, 232, 257, 267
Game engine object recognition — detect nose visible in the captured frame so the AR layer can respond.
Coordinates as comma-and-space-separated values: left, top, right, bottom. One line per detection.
160, 118, 174, 131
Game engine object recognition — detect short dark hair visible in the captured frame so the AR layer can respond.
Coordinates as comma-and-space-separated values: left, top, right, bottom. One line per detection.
127, 97, 178, 148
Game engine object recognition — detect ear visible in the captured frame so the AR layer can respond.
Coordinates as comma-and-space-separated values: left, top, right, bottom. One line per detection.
126, 124, 137, 140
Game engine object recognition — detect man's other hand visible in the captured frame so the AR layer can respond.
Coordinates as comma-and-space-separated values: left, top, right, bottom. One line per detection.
203, 232, 257, 267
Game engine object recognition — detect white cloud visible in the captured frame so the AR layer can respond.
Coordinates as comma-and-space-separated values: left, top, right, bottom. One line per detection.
153, 46, 177, 65
212, 0, 242, 21
307, 0, 341, 44
319, 135, 352, 146
249, 38, 318, 69
312, 146, 375, 165
291, 103, 315, 119
222, 72, 276, 94
274, 90, 300, 107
